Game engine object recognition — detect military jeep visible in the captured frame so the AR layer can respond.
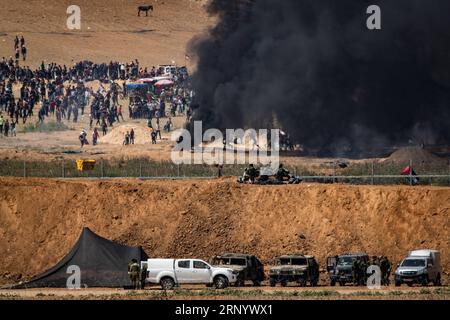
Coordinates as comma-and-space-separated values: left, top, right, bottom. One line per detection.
269, 254, 320, 287
327, 253, 369, 286
211, 253, 265, 287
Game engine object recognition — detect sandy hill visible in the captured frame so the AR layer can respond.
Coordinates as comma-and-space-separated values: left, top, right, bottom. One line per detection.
386, 147, 447, 166
0, 178, 449, 286
100, 123, 154, 145
0, 0, 213, 68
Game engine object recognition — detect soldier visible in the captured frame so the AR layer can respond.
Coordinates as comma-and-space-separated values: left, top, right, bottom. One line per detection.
139, 263, 148, 290
275, 163, 290, 182
243, 164, 259, 183
360, 259, 369, 286
128, 259, 140, 290
371, 256, 379, 268
380, 256, 391, 286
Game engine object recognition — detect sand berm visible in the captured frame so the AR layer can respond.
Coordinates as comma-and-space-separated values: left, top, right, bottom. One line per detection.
0, 177, 449, 285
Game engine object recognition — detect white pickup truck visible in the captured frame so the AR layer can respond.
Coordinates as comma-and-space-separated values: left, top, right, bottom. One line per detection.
145, 259, 238, 290
394, 250, 441, 287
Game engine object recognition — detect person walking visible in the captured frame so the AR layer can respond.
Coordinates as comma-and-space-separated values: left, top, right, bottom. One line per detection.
130, 128, 135, 145
4, 119, 9, 137
117, 104, 125, 122
151, 129, 157, 144
15, 48, 20, 64
21, 46, 27, 62
101, 121, 108, 136
10, 121, 16, 137
92, 128, 99, 146
14, 36, 19, 50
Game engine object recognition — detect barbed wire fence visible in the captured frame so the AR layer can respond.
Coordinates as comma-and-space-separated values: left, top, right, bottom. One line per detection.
0, 158, 449, 186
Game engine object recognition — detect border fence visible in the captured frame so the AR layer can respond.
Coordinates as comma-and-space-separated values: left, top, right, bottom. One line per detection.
0, 158, 449, 186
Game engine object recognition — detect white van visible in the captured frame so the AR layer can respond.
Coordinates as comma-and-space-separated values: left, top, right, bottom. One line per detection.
394, 250, 441, 286
145, 259, 238, 290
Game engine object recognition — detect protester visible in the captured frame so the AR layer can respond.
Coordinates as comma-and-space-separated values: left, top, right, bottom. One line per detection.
0, 36, 193, 143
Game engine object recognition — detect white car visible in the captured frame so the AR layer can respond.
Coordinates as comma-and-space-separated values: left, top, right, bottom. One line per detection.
145, 259, 238, 290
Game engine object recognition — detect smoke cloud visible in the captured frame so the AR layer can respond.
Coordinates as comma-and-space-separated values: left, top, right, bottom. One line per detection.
188, 0, 450, 155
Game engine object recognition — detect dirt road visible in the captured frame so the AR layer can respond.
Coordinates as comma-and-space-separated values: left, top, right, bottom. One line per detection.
1, 286, 449, 300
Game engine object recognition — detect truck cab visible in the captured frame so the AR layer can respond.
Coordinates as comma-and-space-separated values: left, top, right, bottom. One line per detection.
145, 259, 238, 290
394, 250, 441, 287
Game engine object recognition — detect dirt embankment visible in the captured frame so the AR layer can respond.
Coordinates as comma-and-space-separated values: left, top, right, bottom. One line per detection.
0, 178, 449, 286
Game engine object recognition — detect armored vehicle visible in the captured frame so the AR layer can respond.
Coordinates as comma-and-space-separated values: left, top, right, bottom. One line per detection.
327, 253, 369, 286
211, 253, 265, 287
269, 254, 320, 287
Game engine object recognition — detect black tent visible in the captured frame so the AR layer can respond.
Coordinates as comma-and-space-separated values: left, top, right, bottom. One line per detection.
13, 227, 148, 288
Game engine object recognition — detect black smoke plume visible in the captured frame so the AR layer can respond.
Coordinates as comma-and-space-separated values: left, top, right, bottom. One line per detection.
188, 0, 450, 156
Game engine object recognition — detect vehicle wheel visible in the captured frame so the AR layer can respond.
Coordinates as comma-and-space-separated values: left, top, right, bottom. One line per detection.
394, 281, 401, 287
339, 281, 345, 287
280, 280, 288, 287
311, 279, 319, 287
160, 277, 175, 290
421, 276, 429, 287
214, 276, 228, 290
407, 283, 413, 287
269, 278, 276, 287
330, 280, 336, 287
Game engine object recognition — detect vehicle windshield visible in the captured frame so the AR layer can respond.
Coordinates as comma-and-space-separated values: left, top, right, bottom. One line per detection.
230, 258, 246, 266
401, 259, 426, 267
291, 258, 307, 265
280, 258, 307, 265
217, 258, 246, 266
337, 257, 354, 266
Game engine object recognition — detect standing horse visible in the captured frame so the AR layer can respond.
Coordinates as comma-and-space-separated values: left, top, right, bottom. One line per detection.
138, 5, 153, 17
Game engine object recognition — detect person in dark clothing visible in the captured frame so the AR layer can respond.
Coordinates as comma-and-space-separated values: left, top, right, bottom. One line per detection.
14, 36, 19, 50
151, 130, 157, 144
21, 46, 27, 62
4, 119, 9, 136
130, 129, 135, 144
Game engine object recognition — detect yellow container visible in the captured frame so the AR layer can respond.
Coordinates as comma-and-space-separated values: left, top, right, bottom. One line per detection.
76, 160, 96, 171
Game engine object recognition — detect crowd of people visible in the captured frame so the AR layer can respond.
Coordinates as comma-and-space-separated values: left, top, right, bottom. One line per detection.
0, 35, 194, 148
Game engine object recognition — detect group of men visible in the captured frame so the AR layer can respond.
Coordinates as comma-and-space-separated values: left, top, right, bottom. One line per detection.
242, 163, 292, 184
0, 113, 16, 137
127, 259, 147, 290
353, 256, 392, 286
14, 35, 27, 63
123, 129, 135, 146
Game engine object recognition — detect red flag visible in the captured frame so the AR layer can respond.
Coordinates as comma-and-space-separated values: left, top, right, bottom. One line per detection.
402, 166, 411, 175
